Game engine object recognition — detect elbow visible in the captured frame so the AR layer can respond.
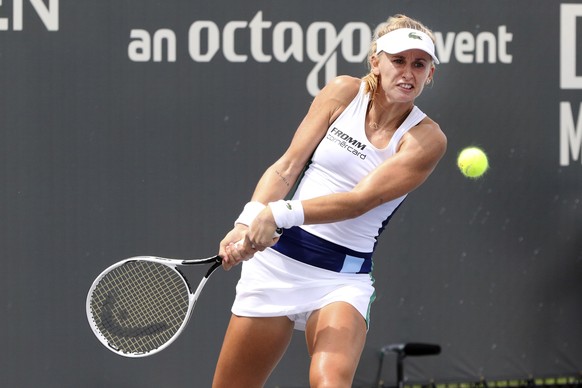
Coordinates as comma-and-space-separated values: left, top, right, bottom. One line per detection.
348, 194, 380, 218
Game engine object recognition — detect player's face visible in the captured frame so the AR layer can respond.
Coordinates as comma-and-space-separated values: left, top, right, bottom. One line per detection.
373, 49, 435, 103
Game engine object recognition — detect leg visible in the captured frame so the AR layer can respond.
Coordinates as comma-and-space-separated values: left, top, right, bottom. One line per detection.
212, 314, 294, 388
305, 302, 367, 388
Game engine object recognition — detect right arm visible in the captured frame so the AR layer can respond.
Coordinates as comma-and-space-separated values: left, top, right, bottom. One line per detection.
220, 76, 361, 269
252, 76, 361, 204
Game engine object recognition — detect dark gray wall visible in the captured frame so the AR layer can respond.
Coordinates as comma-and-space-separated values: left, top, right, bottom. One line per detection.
1, 1, 581, 387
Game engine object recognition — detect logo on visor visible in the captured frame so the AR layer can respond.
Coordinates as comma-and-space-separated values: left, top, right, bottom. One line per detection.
408, 32, 422, 40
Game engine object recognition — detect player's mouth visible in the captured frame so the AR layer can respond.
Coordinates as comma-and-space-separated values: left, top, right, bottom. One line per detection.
398, 83, 414, 90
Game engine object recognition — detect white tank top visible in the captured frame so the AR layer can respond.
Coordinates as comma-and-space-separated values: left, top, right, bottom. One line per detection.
293, 82, 427, 252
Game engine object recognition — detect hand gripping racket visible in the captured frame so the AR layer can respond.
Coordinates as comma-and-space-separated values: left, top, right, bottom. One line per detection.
86, 254, 222, 357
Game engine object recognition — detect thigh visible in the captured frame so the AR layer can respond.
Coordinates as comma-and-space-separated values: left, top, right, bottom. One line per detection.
212, 314, 294, 388
305, 302, 367, 388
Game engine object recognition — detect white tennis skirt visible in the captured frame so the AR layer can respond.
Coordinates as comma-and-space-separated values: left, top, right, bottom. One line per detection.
231, 248, 376, 331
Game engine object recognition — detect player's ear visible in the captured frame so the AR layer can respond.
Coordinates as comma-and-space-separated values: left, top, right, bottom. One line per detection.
370, 53, 380, 75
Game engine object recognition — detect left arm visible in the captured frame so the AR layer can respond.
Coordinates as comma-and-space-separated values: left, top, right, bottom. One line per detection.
303, 119, 447, 223
252, 118, 447, 238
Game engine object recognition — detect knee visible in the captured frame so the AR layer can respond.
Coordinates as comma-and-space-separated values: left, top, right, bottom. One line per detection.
309, 364, 354, 388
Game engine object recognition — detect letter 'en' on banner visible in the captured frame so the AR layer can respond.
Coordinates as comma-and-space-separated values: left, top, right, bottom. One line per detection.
561, 4, 582, 89
0, 0, 59, 31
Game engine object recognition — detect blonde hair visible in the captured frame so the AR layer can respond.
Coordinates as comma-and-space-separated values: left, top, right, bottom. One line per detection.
362, 14, 437, 98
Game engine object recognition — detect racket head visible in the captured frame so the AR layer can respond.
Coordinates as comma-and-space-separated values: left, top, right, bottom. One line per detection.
86, 256, 195, 357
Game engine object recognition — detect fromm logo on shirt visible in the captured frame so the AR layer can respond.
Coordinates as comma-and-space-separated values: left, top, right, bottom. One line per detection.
329, 128, 367, 150
327, 127, 368, 160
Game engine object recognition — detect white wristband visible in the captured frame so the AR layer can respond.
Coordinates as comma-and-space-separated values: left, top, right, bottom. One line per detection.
268, 200, 304, 229
234, 201, 266, 227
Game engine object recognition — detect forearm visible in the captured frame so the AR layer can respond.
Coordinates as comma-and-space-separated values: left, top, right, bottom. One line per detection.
263, 191, 366, 232
266, 168, 419, 228
301, 192, 366, 224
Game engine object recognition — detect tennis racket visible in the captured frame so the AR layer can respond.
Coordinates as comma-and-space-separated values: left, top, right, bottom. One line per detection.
86, 230, 281, 357
86, 254, 222, 357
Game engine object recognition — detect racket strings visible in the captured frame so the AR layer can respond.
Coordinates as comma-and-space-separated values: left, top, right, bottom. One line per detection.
89, 261, 190, 355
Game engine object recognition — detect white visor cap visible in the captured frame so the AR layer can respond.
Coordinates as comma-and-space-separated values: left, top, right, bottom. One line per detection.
376, 28, 440, 64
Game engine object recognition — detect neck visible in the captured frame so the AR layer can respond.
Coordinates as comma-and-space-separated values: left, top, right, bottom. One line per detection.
367, 99, 413, 132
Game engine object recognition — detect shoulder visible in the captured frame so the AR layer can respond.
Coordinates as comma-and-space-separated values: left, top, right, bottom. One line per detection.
402, 116, 447, 160
420, 116, 447, 147
322, 75, 361, 103
313, 76, 362, 123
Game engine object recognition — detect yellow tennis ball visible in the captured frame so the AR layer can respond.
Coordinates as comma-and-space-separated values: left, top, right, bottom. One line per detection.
457, 147, 489, 178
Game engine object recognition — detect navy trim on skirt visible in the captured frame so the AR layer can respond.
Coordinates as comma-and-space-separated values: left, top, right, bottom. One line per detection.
271, 226, 373, 274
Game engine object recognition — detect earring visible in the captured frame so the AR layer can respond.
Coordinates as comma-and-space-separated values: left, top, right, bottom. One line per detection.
425, 79, 432, 85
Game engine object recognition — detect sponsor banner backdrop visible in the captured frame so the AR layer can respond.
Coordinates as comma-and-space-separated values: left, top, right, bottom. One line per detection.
0, 1, 581, 387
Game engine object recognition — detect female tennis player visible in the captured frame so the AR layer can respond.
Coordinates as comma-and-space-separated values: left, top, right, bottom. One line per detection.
213, 14, 447, 388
